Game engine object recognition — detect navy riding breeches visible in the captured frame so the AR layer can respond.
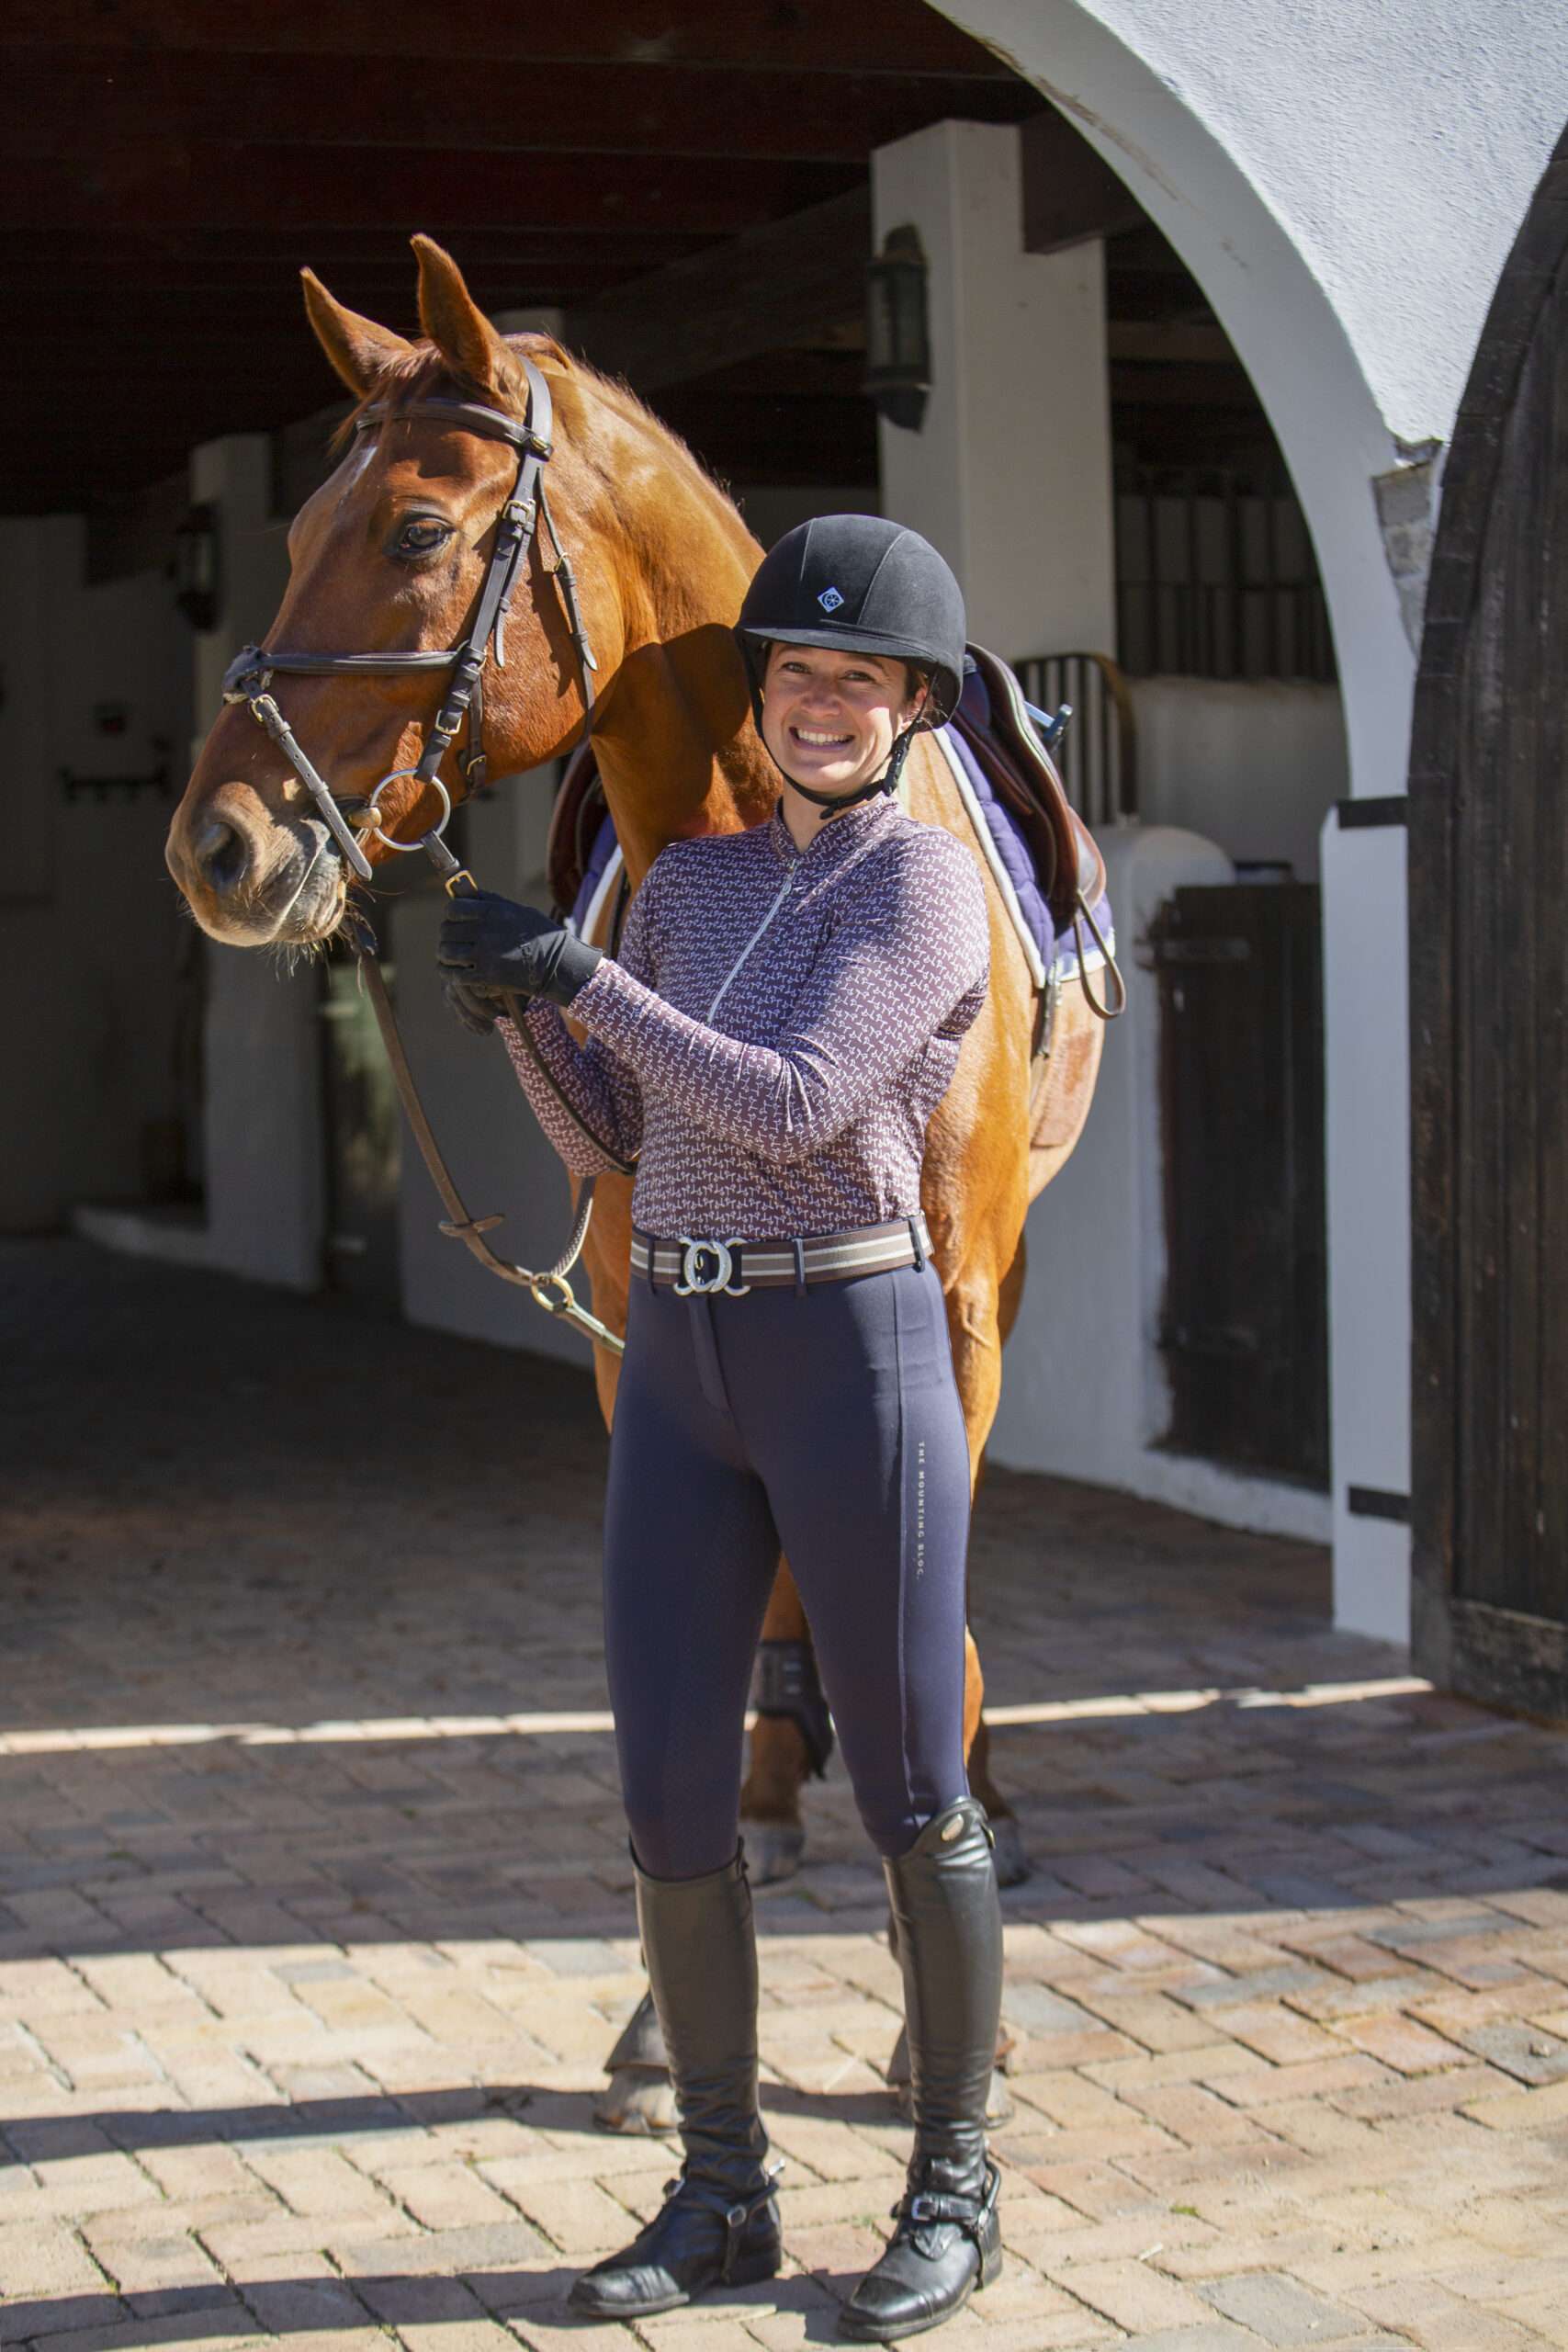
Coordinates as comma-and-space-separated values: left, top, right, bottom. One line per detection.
603, 1257, 974, 1881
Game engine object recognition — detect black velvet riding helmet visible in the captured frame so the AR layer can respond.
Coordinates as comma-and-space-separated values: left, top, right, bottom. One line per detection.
736, 514, 965, 723
735, 516, 967, 808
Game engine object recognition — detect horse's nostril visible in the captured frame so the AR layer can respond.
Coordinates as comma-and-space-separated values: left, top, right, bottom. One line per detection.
195, 818, 249, 898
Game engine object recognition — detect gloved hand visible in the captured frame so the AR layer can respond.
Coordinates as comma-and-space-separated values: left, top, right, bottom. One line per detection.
436, 888, 603, 1010
442, 976, 510, 1037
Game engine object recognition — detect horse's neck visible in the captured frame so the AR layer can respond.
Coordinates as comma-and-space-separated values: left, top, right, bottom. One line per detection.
561, 392, 775, 888
592, 639, 775, 889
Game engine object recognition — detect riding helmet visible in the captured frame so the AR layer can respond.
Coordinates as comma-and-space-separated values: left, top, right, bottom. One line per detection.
735, 515, 966, 728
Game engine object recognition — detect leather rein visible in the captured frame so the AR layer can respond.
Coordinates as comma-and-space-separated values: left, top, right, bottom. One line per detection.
219, 356, 628, 1358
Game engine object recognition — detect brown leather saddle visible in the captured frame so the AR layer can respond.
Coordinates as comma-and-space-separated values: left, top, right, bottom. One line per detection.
952, 644, 1108, 929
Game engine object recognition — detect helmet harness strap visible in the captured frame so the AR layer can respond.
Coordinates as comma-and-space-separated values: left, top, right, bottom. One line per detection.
782, 721, 918, 813
753, 655, 929, 820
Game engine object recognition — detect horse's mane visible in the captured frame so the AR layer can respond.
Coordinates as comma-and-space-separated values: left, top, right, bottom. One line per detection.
334, 337, 751, 550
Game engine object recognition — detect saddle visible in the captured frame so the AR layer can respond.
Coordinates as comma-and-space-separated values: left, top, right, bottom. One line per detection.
952, 645, 1107, 930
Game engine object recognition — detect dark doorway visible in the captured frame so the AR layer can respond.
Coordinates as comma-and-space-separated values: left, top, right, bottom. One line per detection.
1153, 883, 1328, 1488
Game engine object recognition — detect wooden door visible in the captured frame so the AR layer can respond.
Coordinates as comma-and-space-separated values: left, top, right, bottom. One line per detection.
1410, 130, 1568, 1720
1152, 884, 1328, 1487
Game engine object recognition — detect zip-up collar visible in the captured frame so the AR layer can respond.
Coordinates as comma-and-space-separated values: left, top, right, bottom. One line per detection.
765, 790, 899, 870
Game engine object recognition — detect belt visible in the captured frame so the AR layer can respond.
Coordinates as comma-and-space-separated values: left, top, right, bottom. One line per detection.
631, 1215, 931, 1296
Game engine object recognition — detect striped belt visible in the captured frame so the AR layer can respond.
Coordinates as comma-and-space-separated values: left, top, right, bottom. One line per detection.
631, 1215, 931, 1295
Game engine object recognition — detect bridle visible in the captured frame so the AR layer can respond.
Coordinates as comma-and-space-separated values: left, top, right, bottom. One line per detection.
217, 355, 626, 1359
219, 355, 598, 886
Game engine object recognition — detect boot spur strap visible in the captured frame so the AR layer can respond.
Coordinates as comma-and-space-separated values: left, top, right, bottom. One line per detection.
721, 2173, 783, 2281
899, 2165, 999, 2246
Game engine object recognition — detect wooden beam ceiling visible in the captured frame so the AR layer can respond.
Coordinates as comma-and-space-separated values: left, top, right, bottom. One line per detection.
569, 192, 871, 392
4, 0, 1280, 522
6, 0, 1012, 74
22, 53, 1038, 163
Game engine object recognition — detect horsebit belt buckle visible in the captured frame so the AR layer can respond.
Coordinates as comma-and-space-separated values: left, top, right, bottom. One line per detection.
674, 1236, 751, 1298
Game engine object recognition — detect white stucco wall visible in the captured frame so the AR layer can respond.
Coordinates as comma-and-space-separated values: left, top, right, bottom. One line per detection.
1322, 806, 1412, 1641
1131, 678, 1348, 883
944, 0, 1566, 455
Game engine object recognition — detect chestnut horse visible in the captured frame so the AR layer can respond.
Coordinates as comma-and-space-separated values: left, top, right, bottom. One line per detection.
165, 240, 1104, 2121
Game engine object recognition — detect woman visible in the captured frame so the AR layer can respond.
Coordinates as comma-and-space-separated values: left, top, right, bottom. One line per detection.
437, 517, 1004, 2343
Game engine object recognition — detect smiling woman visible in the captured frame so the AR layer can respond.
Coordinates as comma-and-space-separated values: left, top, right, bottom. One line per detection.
761, 644, 928, 840
450, 516, 1010, 2340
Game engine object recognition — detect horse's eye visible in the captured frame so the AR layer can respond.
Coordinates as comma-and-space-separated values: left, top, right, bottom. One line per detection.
392, 516, 452, 560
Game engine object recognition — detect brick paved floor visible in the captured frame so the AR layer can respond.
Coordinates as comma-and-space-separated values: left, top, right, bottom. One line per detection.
2, 1238, 1567, 2351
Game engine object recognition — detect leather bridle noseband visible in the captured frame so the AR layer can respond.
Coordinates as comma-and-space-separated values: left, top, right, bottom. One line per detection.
220, 355, 598, 884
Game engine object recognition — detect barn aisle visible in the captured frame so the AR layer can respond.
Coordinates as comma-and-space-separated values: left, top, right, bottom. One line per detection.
2, 1238, 1566, 2349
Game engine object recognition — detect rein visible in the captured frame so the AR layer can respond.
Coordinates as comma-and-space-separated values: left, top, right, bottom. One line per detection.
220, 357, 626, 1358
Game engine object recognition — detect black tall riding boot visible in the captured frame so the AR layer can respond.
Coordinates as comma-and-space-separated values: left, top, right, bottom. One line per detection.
840, 1798, 1003, 2342
569, 1847, 781, 2319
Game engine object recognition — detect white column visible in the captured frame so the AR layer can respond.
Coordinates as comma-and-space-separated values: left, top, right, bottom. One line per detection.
873, 119, 1115, 659
1322, 810, 1412, 1640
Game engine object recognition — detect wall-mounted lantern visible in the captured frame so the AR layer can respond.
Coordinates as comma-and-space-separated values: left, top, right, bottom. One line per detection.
172, 502, 221, 632
864, 224, 931, 434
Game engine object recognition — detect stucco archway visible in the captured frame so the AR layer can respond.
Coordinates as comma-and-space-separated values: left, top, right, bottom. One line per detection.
935, 0, 1568, 788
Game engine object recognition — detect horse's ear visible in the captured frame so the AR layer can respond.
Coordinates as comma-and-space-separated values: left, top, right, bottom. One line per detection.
300, 270, 412, 397
412, 234, 524, 403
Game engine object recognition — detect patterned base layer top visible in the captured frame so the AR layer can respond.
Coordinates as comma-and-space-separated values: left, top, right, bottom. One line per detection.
501, 792, 990, 1238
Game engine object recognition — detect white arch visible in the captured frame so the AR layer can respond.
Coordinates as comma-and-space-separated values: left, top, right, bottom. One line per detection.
935, 0, 1568, 795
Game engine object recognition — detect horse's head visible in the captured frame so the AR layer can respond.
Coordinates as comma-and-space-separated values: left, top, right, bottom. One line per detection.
166, 238, 618, 947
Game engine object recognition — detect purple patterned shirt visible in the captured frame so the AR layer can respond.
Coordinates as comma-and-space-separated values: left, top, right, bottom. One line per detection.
501, 794, 989, 1238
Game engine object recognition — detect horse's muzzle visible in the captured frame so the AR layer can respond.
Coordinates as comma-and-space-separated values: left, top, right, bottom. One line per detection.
166, 796, 348, 946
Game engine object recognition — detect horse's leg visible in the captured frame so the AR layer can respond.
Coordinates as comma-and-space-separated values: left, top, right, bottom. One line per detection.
953, 1230, 1031, 1890
739, 1559, 829, 1886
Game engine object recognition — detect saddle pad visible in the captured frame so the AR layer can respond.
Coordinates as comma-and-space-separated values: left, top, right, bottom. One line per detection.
570, 805, 622, 940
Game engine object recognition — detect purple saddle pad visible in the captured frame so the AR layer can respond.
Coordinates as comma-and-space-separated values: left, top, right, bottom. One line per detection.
570, 809, 621, 935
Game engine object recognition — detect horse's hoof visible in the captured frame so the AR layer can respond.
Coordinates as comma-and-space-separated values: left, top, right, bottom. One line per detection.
594, 2066, 677, 2135
891, 2063, 1013, 2128
983, 2064, 1015, 2125
741, 1821, 805, 1884
989, 1814, 1030, 1888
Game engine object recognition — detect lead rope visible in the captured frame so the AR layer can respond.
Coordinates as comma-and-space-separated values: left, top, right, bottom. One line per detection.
350, 937, 625, 1358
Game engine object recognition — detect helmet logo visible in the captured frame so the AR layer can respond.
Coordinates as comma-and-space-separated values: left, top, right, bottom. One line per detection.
817, 585, 845, 613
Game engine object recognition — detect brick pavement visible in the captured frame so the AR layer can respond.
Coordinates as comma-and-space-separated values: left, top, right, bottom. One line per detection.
2, 1237, 1567, 2350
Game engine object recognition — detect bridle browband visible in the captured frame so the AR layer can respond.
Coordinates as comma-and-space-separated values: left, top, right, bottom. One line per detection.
220, 355, 598, 884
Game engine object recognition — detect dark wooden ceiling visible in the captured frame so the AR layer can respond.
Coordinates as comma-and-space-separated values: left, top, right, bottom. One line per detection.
6, 0, 1042, 511
7, 0, 1274, 522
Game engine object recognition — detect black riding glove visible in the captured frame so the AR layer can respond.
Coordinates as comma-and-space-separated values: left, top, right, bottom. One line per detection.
436, 889, 603, 1011
442, 977, 510, 1037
